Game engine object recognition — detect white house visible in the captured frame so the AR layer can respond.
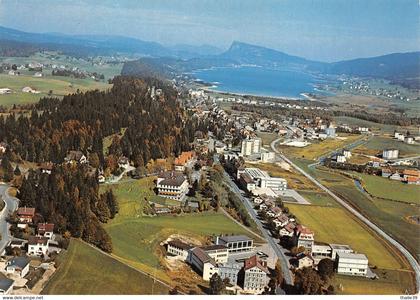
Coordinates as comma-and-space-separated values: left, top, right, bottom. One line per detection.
266, 206, 282, 218
37, 223, 55, 239
5, 256, 30, 278
336, 252, 368, 277
243, 255, 269, 294
28, 236, 49, 257
273, 214, 289, 228
296, 253, 314, 269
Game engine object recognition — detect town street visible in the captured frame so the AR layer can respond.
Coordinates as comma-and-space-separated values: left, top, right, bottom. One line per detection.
0, 184, 19, 253
213, 155, 294, 288
270, 138, 420, 292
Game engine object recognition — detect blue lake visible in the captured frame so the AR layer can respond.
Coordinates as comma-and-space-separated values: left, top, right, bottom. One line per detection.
193, 66, 329, 99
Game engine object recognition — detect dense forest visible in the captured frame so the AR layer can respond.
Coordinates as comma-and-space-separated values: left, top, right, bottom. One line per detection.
17, 164, 117, 252
0, 76, 201, 167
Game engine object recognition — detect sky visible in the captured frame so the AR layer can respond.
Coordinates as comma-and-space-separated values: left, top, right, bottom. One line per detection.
0, 0, 419, 62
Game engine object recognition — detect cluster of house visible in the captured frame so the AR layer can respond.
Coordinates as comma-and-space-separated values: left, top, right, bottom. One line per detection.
166, 235, 269, 294
253, 194, 371, 278
381, 168, 420, 185
15, 207, 59, 257
0, 208, 59, 295
394, 132, 417, 145
336, 124, 370, 134
237, 167, 287, 196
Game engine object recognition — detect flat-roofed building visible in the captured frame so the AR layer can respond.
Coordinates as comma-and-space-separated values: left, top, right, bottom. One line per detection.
336, 252, 368, 277
311, 243, 332, 264
330, 244, 353, 260
216, 235, 254, 254
202, 244, 229, 264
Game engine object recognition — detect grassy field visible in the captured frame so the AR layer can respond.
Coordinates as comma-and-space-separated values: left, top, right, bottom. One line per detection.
256, 132, 279, 147
352, 172, 420, 204
0, 73, 111, 106
278, 134, 363, 160
102, 177, 259, 282
1, 52, 123, 80
353, 136, 420, 158
286, 204, 403, 269
333, 269, 415, 295
296, 191, 338, 207
100, 177, 166, 216
334, 116, 419, 135
42, 239, 170, 295
309, 166, 420, 262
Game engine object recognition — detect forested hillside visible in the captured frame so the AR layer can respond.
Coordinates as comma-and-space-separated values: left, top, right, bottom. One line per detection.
0, 76, 201, 166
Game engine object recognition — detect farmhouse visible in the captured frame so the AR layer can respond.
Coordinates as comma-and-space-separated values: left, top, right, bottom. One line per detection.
156, 171, 189, 201
295, 252, 314, 269
5, 256, 30, 278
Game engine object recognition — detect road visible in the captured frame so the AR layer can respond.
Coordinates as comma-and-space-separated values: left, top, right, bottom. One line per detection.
270, 138, 420, 292
0, 184, 19, 253
213, 155, 294, 287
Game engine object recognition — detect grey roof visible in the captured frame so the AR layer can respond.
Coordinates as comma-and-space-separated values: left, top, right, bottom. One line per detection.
7, 256, 30, 269
330, 244, 352, 251
218, 235, 252, 243
338, 252, 368, 260
201, 244, 228, 252
0, 278, 13, 291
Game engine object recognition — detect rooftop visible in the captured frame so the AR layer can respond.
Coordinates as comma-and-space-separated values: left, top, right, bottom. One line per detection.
158, 171, 187, 187
17, 207, 35, 216
191, 247, 216, 266
218, 235, 252, 244
28, 236, 48, 246
167, 239, 194, 251
7, 256, 30, 269
0, 278, 13, 292
201, 244, 228, 252
330, 244, 352, 251
337, 252, 368, 261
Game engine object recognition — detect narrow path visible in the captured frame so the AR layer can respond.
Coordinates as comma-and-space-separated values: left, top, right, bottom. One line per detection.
0, 183, 20, 253
271, 138, 420, 292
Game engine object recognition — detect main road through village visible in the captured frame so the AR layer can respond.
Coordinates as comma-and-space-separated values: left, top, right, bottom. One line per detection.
0, 184, 19, 253
213, 155, 294, 291
270, 138, 420, 292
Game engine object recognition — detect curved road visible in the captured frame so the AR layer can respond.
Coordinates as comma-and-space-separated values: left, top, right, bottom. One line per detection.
271, 138, 420, 292
0, 184, 20, 253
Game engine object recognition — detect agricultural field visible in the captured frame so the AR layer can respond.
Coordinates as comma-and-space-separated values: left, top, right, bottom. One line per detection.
353, 136, 420, 158
334, 116, 419, 135
286, 204, 404, 270
277, 134, 364, 161
309, 167, 420, 262
0, 73, 111, 106
333, 269, 415, 295
0, 51, 124, 80
42, 239, 170, 295
352, 172, 420, 204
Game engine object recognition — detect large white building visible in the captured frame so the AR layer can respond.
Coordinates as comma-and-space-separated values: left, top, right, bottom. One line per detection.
382, 149, 399, 160
240, 137, 262, 156
156, 171, 189, 201
238, 168, 287, 192
336, 252, 368, 277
